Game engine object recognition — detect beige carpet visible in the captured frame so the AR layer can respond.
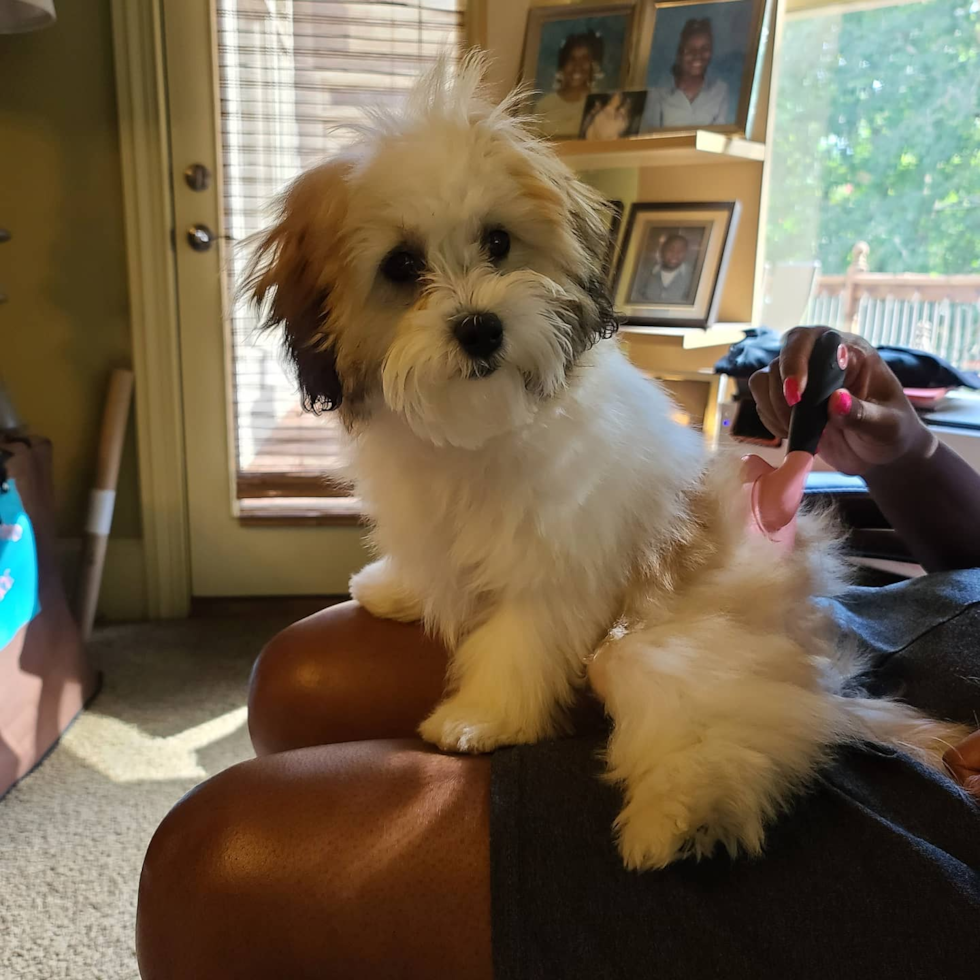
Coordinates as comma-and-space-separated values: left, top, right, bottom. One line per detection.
0, 617, 290, 980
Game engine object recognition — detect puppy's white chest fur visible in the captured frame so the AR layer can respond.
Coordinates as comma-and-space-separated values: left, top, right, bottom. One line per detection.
351, 342, 704, 646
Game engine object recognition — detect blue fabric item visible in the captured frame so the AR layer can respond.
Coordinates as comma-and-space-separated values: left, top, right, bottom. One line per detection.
490, 570, 980, 980
804, 472, 868, 494
876, 346, 980, 391
0, 479, 41, 649
712, 327, 781, 377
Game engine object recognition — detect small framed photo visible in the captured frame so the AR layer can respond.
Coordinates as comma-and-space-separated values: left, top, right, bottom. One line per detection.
579, 90, 648, 140
634, 0, 768, 135
521, 3, 636, 139
612, 201, 740, 327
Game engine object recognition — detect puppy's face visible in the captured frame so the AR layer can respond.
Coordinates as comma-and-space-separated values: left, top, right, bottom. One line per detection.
249, 59, 618, 448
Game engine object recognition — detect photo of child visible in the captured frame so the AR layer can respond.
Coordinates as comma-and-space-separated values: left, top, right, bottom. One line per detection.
525, 7, 633, 139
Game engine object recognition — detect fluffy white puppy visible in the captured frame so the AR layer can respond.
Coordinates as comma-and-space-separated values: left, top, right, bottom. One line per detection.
249, 54, 968, 869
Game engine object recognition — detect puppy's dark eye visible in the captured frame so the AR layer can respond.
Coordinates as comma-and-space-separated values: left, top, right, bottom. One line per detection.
484, 229, 511, 262
381, 248, 425, 284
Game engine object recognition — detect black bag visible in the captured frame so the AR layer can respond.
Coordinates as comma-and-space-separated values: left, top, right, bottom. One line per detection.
714, 328, 980, 390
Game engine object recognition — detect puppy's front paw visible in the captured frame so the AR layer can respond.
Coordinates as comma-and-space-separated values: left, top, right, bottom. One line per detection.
349, 558, 423, 623
419, 696, 552, 754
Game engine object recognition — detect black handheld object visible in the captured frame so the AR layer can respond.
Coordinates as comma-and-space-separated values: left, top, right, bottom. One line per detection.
787, 330, 847, 455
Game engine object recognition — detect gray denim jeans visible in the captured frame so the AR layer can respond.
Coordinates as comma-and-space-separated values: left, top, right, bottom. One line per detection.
490, 570, 980, 980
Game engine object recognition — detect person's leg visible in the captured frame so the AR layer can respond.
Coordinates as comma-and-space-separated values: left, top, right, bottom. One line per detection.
248, 601, 449, 755
137, 739, 492, 980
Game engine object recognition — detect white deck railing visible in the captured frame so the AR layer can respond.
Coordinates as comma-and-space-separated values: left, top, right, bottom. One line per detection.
806, 243, 980, 371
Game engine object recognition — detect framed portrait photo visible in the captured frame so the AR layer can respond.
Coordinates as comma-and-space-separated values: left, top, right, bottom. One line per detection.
521, 2, 636, 139
634, 0, 768, 135
612, 201, 740, 327
579, 90, 648, 140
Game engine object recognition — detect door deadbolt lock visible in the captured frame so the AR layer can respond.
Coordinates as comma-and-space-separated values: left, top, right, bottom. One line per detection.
184, 163, 212, 192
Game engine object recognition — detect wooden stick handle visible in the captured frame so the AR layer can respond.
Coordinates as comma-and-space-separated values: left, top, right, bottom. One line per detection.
75, 368, 134, 639
94, 369, 134, 490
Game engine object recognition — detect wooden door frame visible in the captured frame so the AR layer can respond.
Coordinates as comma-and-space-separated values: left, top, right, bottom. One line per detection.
110, 0, 190, 618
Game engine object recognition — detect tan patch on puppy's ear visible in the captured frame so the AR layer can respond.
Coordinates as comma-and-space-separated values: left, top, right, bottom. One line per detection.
504, 139, 610, 267
246, 160, 352, 412
505, 160, 566, 221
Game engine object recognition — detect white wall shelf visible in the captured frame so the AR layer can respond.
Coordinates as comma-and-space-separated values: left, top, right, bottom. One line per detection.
620, 322, 749, 350
555, 131, 766, 172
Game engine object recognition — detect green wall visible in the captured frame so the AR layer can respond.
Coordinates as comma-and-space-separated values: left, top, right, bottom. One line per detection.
0, 0, 141, 542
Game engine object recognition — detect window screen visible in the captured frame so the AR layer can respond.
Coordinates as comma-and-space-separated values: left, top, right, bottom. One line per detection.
216, 0, 466, 503
764, 0, 980, 370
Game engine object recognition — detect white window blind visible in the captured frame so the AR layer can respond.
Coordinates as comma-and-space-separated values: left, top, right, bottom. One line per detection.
217, 0, 465, 502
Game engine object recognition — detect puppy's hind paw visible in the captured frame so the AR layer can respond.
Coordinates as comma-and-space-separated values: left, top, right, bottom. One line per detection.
613, 776, 768, 871
614, 798, 700, 871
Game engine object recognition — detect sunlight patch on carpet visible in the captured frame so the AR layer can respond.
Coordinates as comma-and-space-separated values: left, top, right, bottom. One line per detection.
61, 706, 249, 782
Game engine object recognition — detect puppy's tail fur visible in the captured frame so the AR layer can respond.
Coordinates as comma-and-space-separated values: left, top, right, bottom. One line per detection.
739, 457, 973, 775
819, 629, 972, 773
793, 500, 972, 774
834, 693, 971, 772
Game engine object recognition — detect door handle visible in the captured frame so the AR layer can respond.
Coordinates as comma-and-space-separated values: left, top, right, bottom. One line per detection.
187, 224, 214, 252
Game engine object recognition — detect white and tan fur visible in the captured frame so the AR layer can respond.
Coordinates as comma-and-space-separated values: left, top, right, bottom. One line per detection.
248, 54, 968, 869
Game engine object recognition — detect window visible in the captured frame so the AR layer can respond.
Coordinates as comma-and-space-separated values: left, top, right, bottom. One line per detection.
217, 0, 466, 511
764, 0, 980, 372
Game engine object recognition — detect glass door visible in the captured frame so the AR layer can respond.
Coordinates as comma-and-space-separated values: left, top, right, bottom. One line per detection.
161, 0, 465, 596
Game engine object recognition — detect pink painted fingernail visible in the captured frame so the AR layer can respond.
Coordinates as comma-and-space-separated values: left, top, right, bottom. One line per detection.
784, 378, 802, 407
837, 344, 849, 370
831, 389, 852, 416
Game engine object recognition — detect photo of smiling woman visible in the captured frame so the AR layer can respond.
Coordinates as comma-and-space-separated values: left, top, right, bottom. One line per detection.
638, 0, 762, 134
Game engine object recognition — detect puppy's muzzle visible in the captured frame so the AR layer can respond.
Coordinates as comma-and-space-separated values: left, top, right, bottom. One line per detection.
453, 312, 503, 365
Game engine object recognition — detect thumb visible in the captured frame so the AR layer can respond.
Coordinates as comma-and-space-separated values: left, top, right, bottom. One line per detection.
946, 729, 980, 770
826, 388, 894, 434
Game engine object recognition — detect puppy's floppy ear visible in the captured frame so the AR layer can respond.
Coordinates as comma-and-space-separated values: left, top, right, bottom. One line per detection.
246, 160, 351, 412
505, 139, 620, 345
563, 179, 613, 271
561, 176, 621, 344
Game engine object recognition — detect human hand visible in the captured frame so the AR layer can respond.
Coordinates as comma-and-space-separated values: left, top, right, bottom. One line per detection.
943, 729, 980, 800
587, 95, 630, 140
748, 326, 936, 476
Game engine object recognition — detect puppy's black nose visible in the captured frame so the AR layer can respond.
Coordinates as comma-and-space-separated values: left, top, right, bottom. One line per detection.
453, 312, 503, 360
